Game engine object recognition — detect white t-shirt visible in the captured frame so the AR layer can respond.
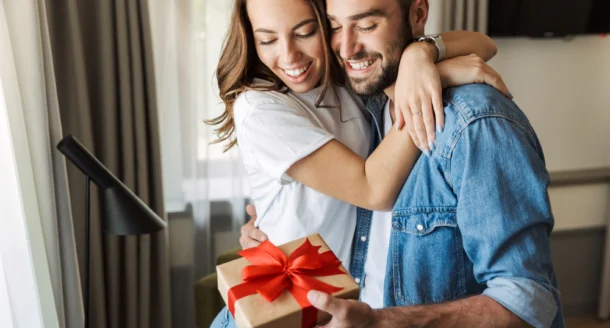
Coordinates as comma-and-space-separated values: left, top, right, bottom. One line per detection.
360, 100, 393, 308
233, 83, 370, 267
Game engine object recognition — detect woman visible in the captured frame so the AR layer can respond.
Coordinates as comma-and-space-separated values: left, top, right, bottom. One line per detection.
209, 0, 506, 325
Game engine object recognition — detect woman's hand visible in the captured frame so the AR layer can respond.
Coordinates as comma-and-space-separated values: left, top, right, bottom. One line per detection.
239, 204, 267, 249
394, 42, 443, 156
437, 54, 511, 98
395, 49, 511, 155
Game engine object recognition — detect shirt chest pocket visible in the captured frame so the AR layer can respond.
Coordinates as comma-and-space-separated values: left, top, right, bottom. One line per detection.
389, 209, 467, 306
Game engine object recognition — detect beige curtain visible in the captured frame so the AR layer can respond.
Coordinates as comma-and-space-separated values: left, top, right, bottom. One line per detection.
426, 0, 488, 34
44, 0, 172, 327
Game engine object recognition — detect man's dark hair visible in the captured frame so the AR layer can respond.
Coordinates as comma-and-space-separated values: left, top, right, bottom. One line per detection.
397, 0, 414, 43
398, 0, 413, 26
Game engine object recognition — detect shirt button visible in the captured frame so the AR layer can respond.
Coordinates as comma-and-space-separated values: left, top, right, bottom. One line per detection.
360, 236, 367, 242
416, 224, 424, 231
355, 278, 361, 283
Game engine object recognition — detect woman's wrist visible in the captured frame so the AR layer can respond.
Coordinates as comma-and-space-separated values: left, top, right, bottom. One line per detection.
403, 41, 438, 63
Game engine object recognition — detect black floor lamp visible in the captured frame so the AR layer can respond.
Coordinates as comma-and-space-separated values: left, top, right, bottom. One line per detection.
57, 135, 166, 328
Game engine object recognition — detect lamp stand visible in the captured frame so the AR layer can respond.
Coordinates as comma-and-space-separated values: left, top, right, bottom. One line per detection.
56, 134, 167, 328
85, 176, 91, 328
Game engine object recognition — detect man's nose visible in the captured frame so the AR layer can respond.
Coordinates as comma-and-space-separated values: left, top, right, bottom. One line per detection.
338, 29, 361, 60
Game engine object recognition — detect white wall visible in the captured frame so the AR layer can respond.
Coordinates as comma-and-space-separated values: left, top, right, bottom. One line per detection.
490, 36, 610, 172
549, 184, 609, 232
427, 2, 610, 172
489, 37, 610, 232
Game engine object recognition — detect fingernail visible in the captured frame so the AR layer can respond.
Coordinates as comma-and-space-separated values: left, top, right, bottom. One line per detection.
508, 90, 513, 98
429, 142, 436, 152
437, 125, 444, 134
423, 149, 431, 157
307, 290, 320, 303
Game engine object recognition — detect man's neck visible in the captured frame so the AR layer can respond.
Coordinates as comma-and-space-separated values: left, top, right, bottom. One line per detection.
384, 84, 397, 124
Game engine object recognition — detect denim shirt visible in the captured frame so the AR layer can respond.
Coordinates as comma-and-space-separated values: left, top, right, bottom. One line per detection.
350, 84, 565, 328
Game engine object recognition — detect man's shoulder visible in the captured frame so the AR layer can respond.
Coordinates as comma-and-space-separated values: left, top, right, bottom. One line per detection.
443, 84, 529, 127
437, 84, 541, 160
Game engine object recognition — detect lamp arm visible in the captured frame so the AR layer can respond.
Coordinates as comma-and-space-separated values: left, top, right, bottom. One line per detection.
57, 135, 115, 189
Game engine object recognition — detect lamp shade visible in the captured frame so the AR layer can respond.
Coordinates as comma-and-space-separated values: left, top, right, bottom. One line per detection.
57, 135, 166, 235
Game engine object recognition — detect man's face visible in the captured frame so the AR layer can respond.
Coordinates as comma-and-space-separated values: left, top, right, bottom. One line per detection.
327, 0, 412, 96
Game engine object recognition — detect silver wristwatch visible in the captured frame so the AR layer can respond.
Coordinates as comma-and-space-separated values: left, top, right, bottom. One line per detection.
414, 34, 446, 63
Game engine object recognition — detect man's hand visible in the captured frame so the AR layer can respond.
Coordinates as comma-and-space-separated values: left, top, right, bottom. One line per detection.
239, 204, 267, 249
307, 290, 380, 328
308, 291, 531, 328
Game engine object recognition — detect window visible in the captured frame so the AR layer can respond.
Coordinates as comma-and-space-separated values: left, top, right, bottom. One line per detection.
153, 0, 249, 211
0, 66, 58, 328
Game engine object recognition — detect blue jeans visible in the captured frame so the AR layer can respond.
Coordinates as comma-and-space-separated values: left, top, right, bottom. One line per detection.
210, 307, 236, 328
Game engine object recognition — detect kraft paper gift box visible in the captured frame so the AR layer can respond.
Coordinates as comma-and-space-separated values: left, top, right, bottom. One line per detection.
217, 233, 360, 328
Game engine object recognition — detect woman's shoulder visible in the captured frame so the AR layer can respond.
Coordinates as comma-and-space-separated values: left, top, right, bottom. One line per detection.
235, 89, 297, 110
233, 89, 302, 126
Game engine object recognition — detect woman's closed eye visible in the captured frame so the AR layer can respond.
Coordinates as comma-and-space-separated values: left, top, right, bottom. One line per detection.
258, 29, 317, 46
296, 28, 318, 39
259, 39, 277, 46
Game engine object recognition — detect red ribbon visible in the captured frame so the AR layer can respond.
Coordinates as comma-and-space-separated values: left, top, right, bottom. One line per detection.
227, 238, 345, 328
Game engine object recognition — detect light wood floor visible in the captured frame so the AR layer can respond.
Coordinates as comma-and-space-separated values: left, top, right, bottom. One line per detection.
566, 317, 610, 327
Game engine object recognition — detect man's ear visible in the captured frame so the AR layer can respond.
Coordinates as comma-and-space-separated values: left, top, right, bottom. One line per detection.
410, 0, 429, 36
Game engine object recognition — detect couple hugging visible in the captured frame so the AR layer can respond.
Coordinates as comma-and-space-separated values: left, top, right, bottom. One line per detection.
207, 0, 564, 327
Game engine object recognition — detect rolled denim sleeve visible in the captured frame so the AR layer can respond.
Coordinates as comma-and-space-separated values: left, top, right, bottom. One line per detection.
449, 117, 561, 328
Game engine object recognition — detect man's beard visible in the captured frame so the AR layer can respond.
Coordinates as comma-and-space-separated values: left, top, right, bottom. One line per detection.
339, 38, 405, 97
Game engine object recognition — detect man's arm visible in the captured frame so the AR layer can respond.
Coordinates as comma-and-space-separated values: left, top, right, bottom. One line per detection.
307, 291, 528, 328
374, 295, 528, 328
448, 111, 560, 328
309, 94, 561, 328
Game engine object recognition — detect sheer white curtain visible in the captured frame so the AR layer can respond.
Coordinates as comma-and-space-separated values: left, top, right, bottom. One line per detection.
0, 75, 53, 328
0, 0, 82, 327
150, 0, 247, 278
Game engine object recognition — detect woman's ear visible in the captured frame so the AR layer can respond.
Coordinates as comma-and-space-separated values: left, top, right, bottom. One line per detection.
410, 0, 429, 36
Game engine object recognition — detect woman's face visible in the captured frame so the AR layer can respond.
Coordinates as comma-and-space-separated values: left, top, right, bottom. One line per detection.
247, 0, 325, 93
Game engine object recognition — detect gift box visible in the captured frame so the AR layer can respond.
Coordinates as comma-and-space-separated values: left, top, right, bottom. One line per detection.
217, 233, 360, 328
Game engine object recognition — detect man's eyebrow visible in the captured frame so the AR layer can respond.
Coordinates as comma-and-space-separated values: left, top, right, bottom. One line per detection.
254, 18, 317, 34
327, 8, 387, 22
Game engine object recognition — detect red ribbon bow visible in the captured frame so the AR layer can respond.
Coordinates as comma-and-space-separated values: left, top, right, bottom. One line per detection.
227, 238, 345, 327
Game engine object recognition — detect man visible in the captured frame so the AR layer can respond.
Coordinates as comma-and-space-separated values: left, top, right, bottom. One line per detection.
241, 0, 564, 327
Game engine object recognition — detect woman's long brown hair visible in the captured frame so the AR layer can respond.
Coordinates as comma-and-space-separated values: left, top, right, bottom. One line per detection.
206, 0, 344, 151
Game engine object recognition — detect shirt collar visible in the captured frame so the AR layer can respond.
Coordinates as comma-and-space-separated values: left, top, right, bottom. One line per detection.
365, 93, 388, 141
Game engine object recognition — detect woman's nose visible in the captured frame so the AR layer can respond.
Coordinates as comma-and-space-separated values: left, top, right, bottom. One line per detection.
280, 38, 301, 65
